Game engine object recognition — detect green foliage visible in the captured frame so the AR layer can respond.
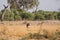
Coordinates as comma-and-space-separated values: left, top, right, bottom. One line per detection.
53, 31, 60, 40
34, 13, 43, 20
21, 32, 48, 40
45, 30, 60, 40
12, 9, 22, 21
0, 9, 60, 21
21, 30, 60, 40
0, 11, 2, 20
7, 0, 39, 9
4, 10, 14, 21
57, 12, 60, 20
20, 12, 34, 20
0, 0, 59, 21
21, 33, 41, 40
34, 11, 45, 20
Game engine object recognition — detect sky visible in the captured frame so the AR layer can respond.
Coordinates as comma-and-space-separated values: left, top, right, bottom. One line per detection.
0, 0, 60, 11
38, 0, 60, 11
0, 0, 7, 10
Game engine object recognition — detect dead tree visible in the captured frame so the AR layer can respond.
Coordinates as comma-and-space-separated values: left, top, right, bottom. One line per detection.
1, 5, 8, 21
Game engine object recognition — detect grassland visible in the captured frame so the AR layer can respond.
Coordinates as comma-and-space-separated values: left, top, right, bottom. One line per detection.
0, 20, 60, 40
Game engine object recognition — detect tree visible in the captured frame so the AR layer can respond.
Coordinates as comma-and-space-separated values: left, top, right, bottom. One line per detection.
20, 12, 34, 20
57, 12, 60, 20
4, 10, 14, 21
1, 5, 8, 21
35, 0, 39, 13
7, 0, 39, 10
7, 0, 39, 21
34, 13, 45, 20
0, 11, 2, 20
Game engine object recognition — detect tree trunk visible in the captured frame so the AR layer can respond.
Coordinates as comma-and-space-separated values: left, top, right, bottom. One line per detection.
1, 10, 5, 21
35, 0, 39, 13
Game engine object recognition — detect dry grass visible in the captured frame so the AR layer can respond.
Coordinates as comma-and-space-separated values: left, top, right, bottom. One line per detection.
0, 21, 60, 40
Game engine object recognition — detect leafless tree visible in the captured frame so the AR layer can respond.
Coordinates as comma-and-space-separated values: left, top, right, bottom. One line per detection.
1, 5, 8, 21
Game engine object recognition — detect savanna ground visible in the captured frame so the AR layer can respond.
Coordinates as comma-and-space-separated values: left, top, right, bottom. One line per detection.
0, 20, 60, 40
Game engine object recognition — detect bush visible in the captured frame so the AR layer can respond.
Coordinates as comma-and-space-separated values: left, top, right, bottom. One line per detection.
34, 13, 45, 20
0, 9, 59, 21
57, 12, 60, 20
21, 32, 49, 40
4, 10, 14, 21
0, 11, 2, 21
20, 12, 34, 20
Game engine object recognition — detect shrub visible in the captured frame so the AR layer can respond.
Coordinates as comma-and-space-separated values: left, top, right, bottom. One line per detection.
20, 12, 34, 20
4, 10, 14, 21
34, 13, 45, 20
0, 11, 2, 21
57, 12, 60, 20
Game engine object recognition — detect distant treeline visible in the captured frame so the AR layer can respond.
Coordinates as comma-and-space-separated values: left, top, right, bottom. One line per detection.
0, 9, 60, 21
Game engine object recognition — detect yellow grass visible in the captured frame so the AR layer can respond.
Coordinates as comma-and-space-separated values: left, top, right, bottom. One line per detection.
0, 21, 60, 40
